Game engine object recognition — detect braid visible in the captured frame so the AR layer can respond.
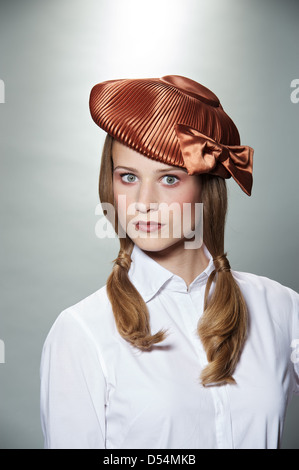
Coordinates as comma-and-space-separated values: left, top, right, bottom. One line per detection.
106, 237, 166, 350
198, 175, 248, 386
114, 250, 132, 271
213, 253, 231, 273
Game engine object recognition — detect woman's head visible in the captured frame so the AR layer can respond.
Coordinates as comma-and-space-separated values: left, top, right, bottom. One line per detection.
112, 139, 203, 253
99, 134, 227, 259
93, 75, 240, 254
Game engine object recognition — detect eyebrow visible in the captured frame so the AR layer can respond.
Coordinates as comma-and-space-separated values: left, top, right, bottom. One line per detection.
113, 165, 187, 174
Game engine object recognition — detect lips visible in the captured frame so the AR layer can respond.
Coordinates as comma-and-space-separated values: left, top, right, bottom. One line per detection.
135, 221, 164, 232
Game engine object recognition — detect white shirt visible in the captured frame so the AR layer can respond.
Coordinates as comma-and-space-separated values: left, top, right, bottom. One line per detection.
40, 245, 299, 449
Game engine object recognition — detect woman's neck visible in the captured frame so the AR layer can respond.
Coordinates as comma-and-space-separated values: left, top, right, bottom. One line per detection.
142, 241, 210, 288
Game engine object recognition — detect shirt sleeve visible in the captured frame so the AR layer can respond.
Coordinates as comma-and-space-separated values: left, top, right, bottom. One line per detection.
290, 288, 299, 395
40, 309, 107, 448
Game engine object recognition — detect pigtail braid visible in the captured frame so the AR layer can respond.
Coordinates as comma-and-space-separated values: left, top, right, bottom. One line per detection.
99, 135, 166, 350
197, 175, 248, 386
106, 237, 167, 351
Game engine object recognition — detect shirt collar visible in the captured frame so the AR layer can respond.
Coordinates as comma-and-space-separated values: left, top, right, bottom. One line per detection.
128, 244, 215, 302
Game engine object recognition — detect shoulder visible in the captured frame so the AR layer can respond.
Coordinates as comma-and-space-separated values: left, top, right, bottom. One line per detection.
232, 269, 298, 331
42, 285, 116, 356
67, 284, 113, 327
232, 269, 298, 301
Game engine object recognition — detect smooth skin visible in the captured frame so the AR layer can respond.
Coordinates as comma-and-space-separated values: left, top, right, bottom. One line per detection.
112, 140, 209, 288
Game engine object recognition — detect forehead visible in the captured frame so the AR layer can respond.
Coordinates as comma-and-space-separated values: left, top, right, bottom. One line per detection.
112, 140, 187, 173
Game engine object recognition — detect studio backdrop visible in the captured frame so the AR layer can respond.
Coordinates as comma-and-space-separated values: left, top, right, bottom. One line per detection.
0, 0, 298, 449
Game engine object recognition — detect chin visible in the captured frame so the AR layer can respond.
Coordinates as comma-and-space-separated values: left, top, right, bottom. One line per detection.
132, 236, 185, 254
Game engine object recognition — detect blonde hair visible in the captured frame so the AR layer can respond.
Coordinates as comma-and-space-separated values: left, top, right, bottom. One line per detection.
99, 134, 248, 386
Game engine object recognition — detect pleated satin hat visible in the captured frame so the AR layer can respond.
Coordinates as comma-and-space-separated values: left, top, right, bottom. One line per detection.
89, 75, 253, 196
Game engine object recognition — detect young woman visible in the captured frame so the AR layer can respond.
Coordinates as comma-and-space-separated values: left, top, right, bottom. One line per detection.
40, 75, 299, 449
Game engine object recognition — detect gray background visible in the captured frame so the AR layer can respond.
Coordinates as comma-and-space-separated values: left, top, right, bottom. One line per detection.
0, 0, 298, 449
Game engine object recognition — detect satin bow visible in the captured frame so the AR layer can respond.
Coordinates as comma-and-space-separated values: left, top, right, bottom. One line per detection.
175, 123, 254, 196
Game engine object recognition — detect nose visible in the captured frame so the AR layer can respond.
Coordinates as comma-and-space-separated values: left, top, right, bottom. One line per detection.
135, 181, 158, 213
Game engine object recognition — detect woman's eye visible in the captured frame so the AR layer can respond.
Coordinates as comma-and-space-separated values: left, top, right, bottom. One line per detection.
121, 173, 137, 183
162, 175, 179, 185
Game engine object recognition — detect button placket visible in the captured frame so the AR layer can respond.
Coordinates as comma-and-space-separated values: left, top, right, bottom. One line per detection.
180, 290, 234, 449
177, 289, 208, 370
210, 386, 233, 448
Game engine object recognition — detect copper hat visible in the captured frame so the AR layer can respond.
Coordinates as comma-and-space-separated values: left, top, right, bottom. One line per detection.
89, 75, 253, 196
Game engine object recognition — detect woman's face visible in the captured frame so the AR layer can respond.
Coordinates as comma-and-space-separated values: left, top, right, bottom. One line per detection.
112, 140, 203, 253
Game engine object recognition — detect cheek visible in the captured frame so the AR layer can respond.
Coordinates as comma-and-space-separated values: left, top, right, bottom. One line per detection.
113, 184, 137, 230
113, 181, 132, 209
182, 179, 201, 203
113, 179, 122, 202
165, 183, 201, 209
165, 183, 201, 230
113, 183, 125, 222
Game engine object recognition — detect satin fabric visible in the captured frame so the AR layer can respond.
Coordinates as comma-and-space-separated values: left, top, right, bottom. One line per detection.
175, 123, 253, 196
89, 75, 254, 196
